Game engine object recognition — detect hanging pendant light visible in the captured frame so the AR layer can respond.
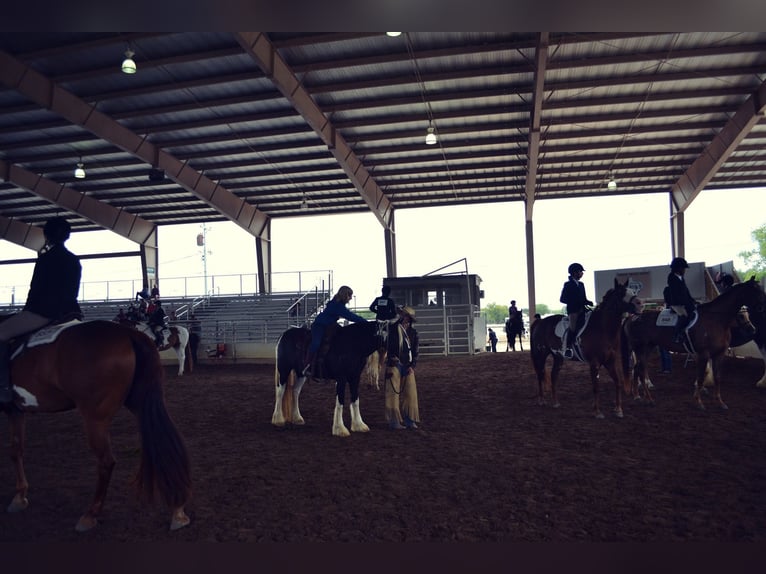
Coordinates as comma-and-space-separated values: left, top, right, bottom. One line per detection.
74, 160, 85, 179
607, 173, 617, 191
121, 49, 137, 74
425, 124, 438, 145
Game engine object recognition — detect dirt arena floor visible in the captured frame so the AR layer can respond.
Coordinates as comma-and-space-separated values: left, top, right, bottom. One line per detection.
1, 349, 765, 542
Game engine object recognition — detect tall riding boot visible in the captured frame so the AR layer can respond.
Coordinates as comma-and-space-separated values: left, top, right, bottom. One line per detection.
0, 341, 13, 404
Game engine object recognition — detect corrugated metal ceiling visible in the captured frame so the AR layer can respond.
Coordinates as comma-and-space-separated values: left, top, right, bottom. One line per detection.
0, 31, 764, 239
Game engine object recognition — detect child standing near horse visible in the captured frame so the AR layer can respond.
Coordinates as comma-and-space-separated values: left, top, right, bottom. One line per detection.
0, 217, 82, 404
559, 262, 594, 358
385, 306, 421, 429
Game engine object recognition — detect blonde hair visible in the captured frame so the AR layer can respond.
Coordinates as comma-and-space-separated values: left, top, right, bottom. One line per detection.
334, 285, 354, 302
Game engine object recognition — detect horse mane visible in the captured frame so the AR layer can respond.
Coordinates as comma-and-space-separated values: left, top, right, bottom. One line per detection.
697, 277, 760, 312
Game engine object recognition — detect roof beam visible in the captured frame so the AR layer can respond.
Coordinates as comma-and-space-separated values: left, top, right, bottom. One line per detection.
525, 32, 548, 220
0, 49, 270, 240
0, 159, 157, 251
670, 79, 766, 213
234, 32, 393, 231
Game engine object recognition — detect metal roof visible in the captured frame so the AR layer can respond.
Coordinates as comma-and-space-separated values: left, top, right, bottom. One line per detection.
1, 32, 765, 243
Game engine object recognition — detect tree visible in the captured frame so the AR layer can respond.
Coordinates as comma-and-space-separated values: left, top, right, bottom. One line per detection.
738, 224, 766, 281
482, 303, 507, 324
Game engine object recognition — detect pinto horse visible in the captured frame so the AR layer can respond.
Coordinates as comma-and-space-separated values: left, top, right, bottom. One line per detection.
530, 278, 640, 418
272, 320, 392, 436
1, 319, 191, 532
120, 320, 191, 375
623, 277, 766, 409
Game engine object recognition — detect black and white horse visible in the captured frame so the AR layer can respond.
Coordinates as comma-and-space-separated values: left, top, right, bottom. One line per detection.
272, 320, 393, 436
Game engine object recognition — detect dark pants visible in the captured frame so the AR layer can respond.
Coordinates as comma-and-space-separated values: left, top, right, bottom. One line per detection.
189, 333, 200, 365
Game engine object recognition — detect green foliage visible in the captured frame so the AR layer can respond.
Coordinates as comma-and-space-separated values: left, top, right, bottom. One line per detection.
482, 303, 507, 324
535, 303, 552, 316
738, 224, 766, 281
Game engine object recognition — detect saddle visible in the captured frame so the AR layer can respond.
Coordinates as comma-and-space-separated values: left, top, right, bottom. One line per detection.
553, 312, 592, 361
9, 318, 83, 361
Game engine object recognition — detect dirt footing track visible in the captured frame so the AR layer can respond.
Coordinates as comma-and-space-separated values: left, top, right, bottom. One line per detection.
1, 351, 765, 541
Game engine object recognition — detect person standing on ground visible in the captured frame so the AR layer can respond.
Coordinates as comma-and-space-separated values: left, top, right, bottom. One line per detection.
385, 306, 420, 430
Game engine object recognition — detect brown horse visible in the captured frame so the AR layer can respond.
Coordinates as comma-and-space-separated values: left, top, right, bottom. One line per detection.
1, 319, 191, 532
623, 277, 766, 409
530, 278, 640, 418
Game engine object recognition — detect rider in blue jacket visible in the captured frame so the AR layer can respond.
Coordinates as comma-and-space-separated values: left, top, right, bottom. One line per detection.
303, 285, 367, 377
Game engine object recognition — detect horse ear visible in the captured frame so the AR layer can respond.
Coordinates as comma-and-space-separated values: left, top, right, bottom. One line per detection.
749, 275, 756, 283
614, 277, 619, 288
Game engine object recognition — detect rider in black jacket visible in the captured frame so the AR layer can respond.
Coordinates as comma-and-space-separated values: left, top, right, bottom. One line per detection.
0, 217, 82, 403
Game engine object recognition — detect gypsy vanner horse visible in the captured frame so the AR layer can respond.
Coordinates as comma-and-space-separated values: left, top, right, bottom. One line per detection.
530, 278, 640, 418
272, 320, 393, 436
623, 277, 766, 409
120, 320, 191, 376
0, 318, 191, 532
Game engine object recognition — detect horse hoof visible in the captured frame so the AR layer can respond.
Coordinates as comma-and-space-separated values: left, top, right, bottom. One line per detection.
595, 412, 605, 419
7, 496, 28, 513
170, 509, 190, 531
294, 417, 305, 425
552, 402, 560, 409
75, 515, 98, 532
615, 410, 624, 419
719, 403, 729, 411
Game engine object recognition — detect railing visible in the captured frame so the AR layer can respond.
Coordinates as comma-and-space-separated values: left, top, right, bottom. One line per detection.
0, 269, 334, 306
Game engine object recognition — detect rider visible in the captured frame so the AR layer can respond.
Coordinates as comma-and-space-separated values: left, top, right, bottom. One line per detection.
303, 285, 367, 378
148, 300, 168, 347
0, 217, 82, 404
665, 257, 698, 342
369, 285, 397, 320
559, 262, 594, 358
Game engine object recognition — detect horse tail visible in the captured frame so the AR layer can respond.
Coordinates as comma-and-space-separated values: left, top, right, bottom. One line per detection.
124, 330, 191, 509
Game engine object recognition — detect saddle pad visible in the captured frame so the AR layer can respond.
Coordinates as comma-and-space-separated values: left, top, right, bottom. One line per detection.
26, 319, 82, 348
10, 319, 83, 361
553, 311, 592, 340
656, 309, 678, 327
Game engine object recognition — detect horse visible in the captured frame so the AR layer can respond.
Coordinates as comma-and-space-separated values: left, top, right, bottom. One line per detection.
507, 314, 524, 351
634, 306, 757, 394
0, 318, 191, 532
120, 320, 191, 375
623, 277, 766, 410
272, 320, 393, 436
530, 278, 640, 418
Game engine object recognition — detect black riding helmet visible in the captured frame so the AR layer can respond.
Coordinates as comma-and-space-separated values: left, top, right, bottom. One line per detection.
670, 257, 689, 270
43, 217, 71, 244
568, 262, 585, 275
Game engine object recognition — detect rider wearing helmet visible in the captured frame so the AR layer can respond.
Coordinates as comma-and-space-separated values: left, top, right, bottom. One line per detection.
559, 262, 594, 358
0, 216, 82, 403
665, 257, 697, 342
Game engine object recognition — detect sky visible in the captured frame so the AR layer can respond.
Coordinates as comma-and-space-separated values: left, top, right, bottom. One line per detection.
0, 187, 764, 312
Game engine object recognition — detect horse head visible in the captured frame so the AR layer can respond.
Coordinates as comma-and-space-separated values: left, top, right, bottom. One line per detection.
600, 278, 641, 316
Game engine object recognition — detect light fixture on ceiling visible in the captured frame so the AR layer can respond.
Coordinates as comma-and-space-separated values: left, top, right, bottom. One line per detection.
74, 159, 86, 179
121, 49, 137, 74
607, 173, 617, 191
300, 196, 309, 211
425, 123, 438, 145
386, 32, 402, 37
